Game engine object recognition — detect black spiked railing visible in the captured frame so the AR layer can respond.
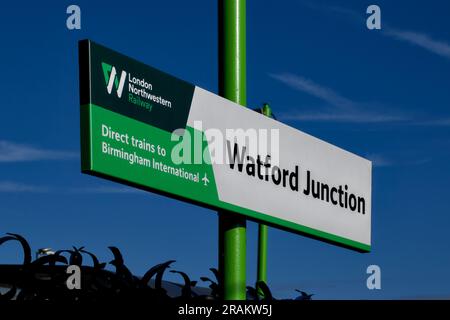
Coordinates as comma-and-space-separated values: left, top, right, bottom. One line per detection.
0, 233, 312, 301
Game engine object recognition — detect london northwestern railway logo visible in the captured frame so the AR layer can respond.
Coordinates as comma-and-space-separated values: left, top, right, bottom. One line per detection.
102, 62, 127, 98
101, 61, 172, 113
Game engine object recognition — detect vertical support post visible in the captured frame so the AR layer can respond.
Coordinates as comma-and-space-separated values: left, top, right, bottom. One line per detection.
218, 0, 247, 300
257, 224, 268, 296
257, 103, 271, 298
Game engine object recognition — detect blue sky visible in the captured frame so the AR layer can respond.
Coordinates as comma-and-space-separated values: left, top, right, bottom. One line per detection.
1, 0, 450, 299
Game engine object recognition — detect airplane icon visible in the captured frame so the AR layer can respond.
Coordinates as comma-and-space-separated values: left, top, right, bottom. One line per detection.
202, 173, 210, 186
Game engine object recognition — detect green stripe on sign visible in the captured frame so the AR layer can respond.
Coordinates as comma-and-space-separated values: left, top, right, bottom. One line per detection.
220, 201, 371, 252
81, 103, 220, 207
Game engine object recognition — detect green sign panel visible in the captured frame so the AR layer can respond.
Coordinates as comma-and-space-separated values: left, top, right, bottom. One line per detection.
80, 40, 219, 209
79, 40, 372, 252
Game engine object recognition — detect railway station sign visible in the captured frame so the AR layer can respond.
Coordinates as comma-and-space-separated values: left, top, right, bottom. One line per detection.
79, 40, 372, 252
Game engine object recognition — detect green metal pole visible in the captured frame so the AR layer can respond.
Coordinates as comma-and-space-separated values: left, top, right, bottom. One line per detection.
257, 224, 268, 294
257, 103, 271, 298
218, 0, 247, 300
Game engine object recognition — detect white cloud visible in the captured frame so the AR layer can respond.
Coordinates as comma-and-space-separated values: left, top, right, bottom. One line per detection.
270, 73, 408, 124
0, 181, 49, 193
364, 154, 431, 168
68, 186, 144, 194
365, 154, 394, 167
0, 140, 78, 162
279, 110, 406, 124
270, 73, 355, 109
304, 3, 450, 60
384, 29, 450, 60
412, 118, 450, 126
409, 158, 432, 166
0, 181, 144, 195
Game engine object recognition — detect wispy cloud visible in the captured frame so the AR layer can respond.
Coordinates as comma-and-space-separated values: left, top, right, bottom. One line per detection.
270, 73, 355, 109
0, 181, 49, 193
279, 111, 406, 124
365, 154, 431, 168
412, 118, 450, 127
68, 186, 144, 194
302, 1, 365, 25
365, 154, 394, 167
303, 2, 450, 60
384, 29, 450, 60
270, 73, 408, 123
409, 158, 432, 166
0, 140, 78, 162
0, 181, 144, 195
